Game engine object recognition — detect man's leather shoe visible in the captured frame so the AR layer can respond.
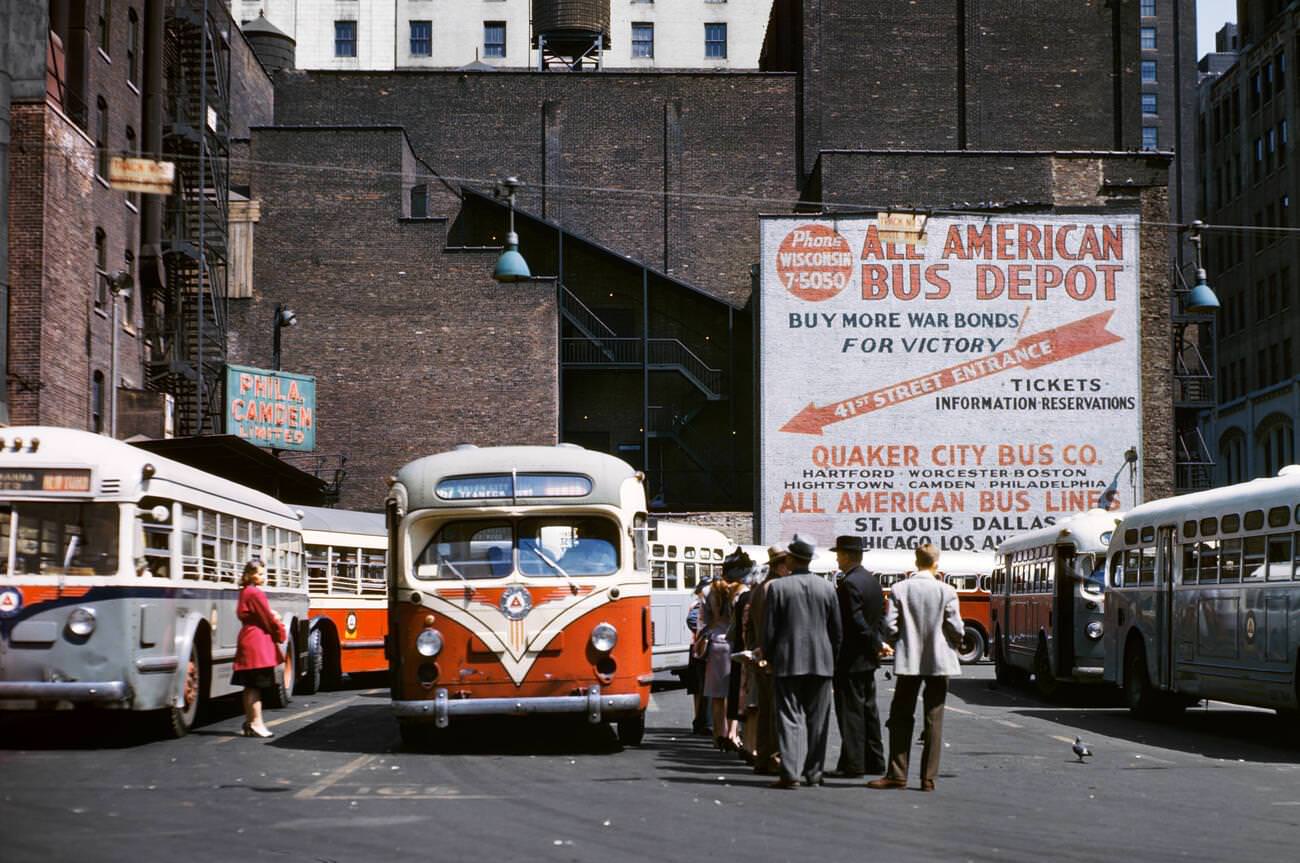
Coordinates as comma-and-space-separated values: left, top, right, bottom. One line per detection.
804, 775, 825, 787
920, 780, 935, 792
768, 778, 800, 790
866, 777, 907, 790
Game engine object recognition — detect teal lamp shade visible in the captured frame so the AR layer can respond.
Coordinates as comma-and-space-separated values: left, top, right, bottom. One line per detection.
493, 231, 531, 283
1184, 268, 1219, 313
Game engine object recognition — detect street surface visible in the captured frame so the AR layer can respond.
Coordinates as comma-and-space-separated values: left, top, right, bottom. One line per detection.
4, 666, 1299, 863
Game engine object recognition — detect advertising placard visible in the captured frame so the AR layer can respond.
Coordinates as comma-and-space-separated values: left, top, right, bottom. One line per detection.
759, 214, 1142, 552
225, 364, 317, 452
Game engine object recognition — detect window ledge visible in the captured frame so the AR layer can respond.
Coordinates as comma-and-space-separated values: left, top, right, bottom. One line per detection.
98, 47, 112, 64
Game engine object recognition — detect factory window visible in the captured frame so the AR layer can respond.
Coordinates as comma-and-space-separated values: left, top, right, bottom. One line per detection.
1251, 70, 1262, 111
123, 250, 136, 328
409, 183, 428, 219
95, 96, 109, 180
484, 21, 506, 58
1141, 60, 1156, 83
1258, 417, 1295, 478
94, 228, 108, 309
1140, 0, 1155, 16
335, 21, 357, 57
1220, 431, 1246, 485
705, 23, 727, 59
92, 371, 106, 433
1142, 93, 1158, 115
1140, 27, 1156, 50
124, 125, 138, 210
632, 23, 654, 58
410, 20, 432, 57
1277, 52, 1287, 92
127, 8, 139, 84
98, 0, 111, 54
1142, 126, 1158, 150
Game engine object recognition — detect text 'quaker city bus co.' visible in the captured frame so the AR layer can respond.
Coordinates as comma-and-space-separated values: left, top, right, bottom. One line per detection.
758, 214, 1142, 552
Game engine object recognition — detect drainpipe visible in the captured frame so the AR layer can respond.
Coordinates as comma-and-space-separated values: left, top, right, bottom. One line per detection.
0, 0, 14, 424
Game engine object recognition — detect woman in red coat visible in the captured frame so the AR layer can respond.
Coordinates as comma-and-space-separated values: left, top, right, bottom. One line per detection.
233, 559, 285, 738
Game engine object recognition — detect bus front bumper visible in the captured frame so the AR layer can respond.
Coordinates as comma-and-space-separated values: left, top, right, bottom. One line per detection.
394, 686, 642, 728
0, 681, 131, 703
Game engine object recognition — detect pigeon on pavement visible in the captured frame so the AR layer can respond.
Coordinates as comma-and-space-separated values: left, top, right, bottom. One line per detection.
1073, 736, 1092, 763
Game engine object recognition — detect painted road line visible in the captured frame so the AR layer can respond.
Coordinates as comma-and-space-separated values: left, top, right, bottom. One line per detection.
995, 719, 1024, 729
309, 784, 502, 801
295, 754, 378, 800
215, 689, 383, 744
1050, 735, 1075, 744
946, 706, 977, 716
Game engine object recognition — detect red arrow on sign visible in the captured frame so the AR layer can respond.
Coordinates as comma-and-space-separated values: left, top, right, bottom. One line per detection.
780, 310, 1123, 436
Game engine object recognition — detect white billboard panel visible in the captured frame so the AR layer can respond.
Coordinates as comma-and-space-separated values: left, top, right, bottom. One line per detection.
759, 214, 1143, 553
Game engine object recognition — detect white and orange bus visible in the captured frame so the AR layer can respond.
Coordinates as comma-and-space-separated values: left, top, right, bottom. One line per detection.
300, 506, 388, 691
861, 549, 996, 664
385, 444, 651, 747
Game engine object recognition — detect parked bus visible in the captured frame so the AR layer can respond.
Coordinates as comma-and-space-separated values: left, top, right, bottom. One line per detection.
861, 549, 996, 664
1104, 466, 1300, 717
0, 427, 309, 737
648, 520, 729, 673
300, 506, 388, 692
990, 509, 1121, 696
385, 444, 651, 747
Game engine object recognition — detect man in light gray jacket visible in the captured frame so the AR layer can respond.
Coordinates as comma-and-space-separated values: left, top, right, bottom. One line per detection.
867, 543, 963, 792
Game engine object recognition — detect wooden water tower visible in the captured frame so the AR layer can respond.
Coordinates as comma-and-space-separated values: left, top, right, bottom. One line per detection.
533, 0, 611, 70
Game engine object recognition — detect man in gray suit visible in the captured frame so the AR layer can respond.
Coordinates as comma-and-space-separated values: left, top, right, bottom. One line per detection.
868, 543, 963, 792
762, 536, 842, 789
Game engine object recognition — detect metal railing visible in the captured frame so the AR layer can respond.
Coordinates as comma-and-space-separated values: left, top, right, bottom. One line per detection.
559, 286, 616, 338
561, 338, 724, 398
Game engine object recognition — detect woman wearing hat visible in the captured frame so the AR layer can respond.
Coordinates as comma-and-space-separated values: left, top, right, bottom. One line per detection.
700, 581, 739, 751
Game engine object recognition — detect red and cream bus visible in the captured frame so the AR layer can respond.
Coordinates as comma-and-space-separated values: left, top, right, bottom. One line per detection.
300, 506, 388, 691
862, 549, 996, 664
385, 444, 651, 747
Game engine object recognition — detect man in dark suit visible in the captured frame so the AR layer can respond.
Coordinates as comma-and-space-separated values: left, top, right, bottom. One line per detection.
829, 535, 886, 778
762, 535, 842, 789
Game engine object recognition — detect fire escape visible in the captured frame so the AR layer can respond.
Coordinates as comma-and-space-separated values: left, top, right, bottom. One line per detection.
1173, 267, 1216, 493
144, 0, 230, 436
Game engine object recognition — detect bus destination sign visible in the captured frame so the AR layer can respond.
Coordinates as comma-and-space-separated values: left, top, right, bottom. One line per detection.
0, 468, 93, 493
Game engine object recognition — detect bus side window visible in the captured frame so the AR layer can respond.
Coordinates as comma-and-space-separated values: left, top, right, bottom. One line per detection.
1181, 542, 1198, 583
1109, 553, 1123, 588
652, 560, 666, 589
633, 514, 648, 572
1219, 538, 1242, 582
1242, 535, 1266, 580
1198, 540, 1220, 584
134, 497, 174, 579
683, 562, 696, 589
1266, 533, 1292, 581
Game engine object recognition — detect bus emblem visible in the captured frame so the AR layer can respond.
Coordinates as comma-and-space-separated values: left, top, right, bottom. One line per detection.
500, 586, 533, 621
1244, 612, 1257, 645
0, 588, 22, 618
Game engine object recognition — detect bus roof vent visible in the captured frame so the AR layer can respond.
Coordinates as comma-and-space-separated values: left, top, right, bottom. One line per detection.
1278, 464, 1300, 477
452, 443, 478, 451
99, 479, 121, 495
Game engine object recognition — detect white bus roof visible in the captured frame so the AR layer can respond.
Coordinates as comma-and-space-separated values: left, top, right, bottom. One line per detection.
396, 444, 640, 511
298, 505, 385, 537
1114, 465, 1300, 536
997, 509, 1125, 557
0, 426, 301, 525
652, 519, 731, 550
861, 548, 995, 575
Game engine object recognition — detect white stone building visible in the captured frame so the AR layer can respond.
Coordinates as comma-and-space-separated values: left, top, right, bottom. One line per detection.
233, 0, 773, 71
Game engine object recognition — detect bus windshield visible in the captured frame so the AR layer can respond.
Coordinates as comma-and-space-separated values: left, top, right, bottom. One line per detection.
1, 502, 121, 577
1076, 553, 1105, 594
414, 516, 620, 580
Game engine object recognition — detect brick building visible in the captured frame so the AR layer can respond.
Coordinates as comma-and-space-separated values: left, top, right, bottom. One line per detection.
1198, 0, 1300, 484
223, 0, 1177, 516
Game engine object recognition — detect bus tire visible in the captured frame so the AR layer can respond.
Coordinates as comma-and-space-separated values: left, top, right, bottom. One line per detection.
1124, 640, 1159, 718
617, 712, 647, 747
321, 627, 343, 691
299, 628, 323, 696
1034, 641, 1060, 700
160, 643, 204, 739
267, 633, 295, 710
993, 632, 1023, 685
957, 625, 986, 665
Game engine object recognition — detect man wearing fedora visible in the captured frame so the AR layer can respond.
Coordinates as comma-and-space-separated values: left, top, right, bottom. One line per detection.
762, 535, 842, 789
829, 535, 886, 779
746, 545, 792, 775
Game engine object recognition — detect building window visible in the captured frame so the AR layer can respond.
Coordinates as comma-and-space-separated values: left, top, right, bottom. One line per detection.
1142, 126, 1158, 150
335, 21, 357, 58
1277, 52, 1287, 93
632, 23, 654, 58
1220, 430, 1246, 485
1140, 0, 1155, 16
98, 0, 111, 54
705, 23, 727, 59
410, 20, 432, 57
127, 8, 139, 84
409, 183, 428, 219
1141, 93, 1158, 115
94, 228, 108, 308
95, 96, 109, 180
124, 125, 137, 209
484, 21, 506, 58
1257, 417, 1295, 478
1141, 60, 1156, 83
1140, 27, 1156, 50
123, 250, 136, 326
92, 371, 106, 433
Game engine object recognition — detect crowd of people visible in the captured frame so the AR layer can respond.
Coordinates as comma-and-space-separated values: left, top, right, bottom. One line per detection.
684, 536, 965, 791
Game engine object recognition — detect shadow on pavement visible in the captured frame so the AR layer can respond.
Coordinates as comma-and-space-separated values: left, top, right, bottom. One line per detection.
946, 676, 1126, 709
0, 690, 251, 749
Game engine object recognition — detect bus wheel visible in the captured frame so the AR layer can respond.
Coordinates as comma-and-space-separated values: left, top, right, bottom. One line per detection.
993, 633, 1021, 685
1124, 642, 1159, 718
1034, 643, 1060, 700
957, 626, 986, 665
267, 635, 295, 710
617, 712, 647, 747
161, 646, 203, 739
299, 629, 323, 696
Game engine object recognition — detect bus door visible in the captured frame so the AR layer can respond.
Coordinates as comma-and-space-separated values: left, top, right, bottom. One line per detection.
1156, 526, 1175, 690
1054, 546, 1075, 677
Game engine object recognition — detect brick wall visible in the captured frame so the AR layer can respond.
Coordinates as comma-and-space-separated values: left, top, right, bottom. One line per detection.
227, 127, 558, 509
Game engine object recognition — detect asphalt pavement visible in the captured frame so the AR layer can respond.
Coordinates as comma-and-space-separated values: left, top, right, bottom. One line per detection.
3, 665, 1299, 863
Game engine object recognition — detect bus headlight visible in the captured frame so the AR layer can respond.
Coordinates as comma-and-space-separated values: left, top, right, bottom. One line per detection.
1086, 621, 1103, 640
590, 623, 618, 653
67, 607, 96, 637
416, 628, 444, 657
